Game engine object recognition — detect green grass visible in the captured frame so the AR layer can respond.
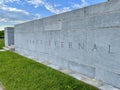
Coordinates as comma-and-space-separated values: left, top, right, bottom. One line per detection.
0, 51, 98, 90
0, 39, 4, 49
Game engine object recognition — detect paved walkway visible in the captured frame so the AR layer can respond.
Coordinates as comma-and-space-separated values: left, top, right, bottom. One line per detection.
0, 86, 3, 90
0, 47, 9, 52
0, 49, 6, 52
0, 83, 3, 90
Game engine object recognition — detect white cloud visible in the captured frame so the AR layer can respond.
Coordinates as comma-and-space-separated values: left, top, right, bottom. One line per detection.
0, 0, 41, 21
0, 25, 13, 30
0, 0, 42, 29
34, 13, 41, 19
81, 0, 88, 6
72, 0, 89, 9
27, 0, 71, 14
27, 0, 44, 8
0, 0, 20, 4
82, 0, 86, 3
0, 4, 30, 15
0, 18, 8, 22
44, 3, 71, 14
73, 4, 82, 8
4, 0, 20, 3
27, 0, 89, 14
0, 0, 29, 15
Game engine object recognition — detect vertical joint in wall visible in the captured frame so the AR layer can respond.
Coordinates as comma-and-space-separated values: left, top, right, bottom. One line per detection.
84, 7, 88, 16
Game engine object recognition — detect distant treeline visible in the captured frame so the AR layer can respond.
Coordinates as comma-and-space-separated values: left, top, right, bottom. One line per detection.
0, 30, 4, 38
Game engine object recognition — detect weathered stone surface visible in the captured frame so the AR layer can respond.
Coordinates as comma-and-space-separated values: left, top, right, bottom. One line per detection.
0, 82, 3, 90
4, 27, 14, 47
96, 68, 120, 88
13, 0, 120, 88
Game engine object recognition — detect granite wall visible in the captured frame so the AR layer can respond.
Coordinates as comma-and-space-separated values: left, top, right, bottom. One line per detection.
4, 27, 14, 47
14, 0, 120, 88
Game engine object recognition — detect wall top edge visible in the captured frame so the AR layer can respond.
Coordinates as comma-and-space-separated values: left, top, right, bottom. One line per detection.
15, 0, 119, 26
4, 27, 14, 30
4, 27, 14, 28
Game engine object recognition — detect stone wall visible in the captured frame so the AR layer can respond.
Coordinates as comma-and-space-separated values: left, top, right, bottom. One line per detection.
4, 27, 14, 47
14, 0, 120, 88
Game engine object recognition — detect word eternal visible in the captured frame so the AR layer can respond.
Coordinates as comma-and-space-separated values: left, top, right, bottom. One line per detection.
26, 39, 112, 54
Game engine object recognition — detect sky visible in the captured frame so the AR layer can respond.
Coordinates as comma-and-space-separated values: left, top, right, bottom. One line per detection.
0, 0, 107, 30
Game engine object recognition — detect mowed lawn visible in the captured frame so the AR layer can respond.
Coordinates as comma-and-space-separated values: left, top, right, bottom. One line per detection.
0, 39, 4, 49
0, 51, 98, 90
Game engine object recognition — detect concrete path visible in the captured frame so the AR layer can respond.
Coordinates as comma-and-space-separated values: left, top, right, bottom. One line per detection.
0, 83, 3, 90
0, 49, 6, 52
0, 47, 9, 52
0, 86, 3, 90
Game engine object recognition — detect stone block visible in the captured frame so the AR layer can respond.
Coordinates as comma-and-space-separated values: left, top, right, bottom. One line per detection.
4, 27, 14, 47
96, 68, 120, 88
69, 62, 95, 78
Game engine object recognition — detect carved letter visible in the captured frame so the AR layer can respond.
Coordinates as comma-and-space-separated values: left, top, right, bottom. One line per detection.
108, 45, 111, 53
78, 43, 84, 49
69, 42, 72, 48
92, 44, 97, 51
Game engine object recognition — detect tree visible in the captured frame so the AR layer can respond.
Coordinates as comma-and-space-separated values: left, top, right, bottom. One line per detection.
0, 30, 4, 38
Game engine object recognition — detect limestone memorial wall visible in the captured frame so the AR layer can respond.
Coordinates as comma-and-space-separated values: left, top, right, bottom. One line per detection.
4, 27, 14, 47
14, 0, 120, 88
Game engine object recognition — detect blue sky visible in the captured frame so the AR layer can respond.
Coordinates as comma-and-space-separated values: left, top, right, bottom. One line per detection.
0, 0, 107, 30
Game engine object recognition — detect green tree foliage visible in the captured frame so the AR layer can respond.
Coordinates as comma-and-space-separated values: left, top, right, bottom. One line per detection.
0, 30, 4, 38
